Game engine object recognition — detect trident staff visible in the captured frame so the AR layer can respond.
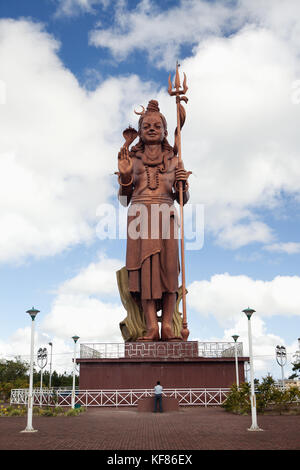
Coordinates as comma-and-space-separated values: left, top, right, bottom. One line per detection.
168, 62, 190, 341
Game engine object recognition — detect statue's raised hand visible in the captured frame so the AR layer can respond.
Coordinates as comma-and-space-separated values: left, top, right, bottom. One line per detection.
118, 146, 133, 183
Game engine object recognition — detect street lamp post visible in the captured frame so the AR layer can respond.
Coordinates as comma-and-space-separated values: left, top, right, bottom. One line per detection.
232, 335, 239, 388
48, 342, 53, 389
275, 345, 287, 389
21, 307, 40, 433
71, 335, 79, 409
242, 307, 263, 432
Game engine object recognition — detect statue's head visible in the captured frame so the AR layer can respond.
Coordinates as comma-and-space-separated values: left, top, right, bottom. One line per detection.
130, 100, 173, 158
136, 100, 168, 145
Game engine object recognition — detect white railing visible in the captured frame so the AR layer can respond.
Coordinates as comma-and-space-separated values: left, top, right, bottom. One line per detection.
80, 342, 243, 359
10, 388, 55, 407
10, 388, 231, 407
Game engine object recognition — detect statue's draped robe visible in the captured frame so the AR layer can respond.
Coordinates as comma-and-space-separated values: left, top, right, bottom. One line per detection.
118, 147, 189, 312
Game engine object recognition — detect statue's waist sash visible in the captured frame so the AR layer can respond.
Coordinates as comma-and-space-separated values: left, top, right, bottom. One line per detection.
131, 194, 174, 206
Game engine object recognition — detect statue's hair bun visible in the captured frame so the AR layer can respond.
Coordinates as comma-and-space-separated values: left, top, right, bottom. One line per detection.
146, 100, 160, 113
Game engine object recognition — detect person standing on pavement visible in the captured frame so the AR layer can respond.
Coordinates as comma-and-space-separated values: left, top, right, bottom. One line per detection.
154, 381, 163, 413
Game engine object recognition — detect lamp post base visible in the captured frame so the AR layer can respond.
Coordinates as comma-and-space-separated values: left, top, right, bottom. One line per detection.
247, 425, 263, 432
21, 428, 38, 433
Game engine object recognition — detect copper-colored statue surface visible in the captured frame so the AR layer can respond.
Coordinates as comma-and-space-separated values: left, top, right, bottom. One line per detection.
117, 65, 191, 342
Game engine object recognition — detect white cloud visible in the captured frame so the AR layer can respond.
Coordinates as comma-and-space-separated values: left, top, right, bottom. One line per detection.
187, 273, 300, 327
58, 253, 123, 296
0, 254, 126, 373
216, 220, 274, 250
221, 315, 297, 379
89, 0, 234, 68
188, 273, 300, 379
42, 295, 124, 342
0, 19, 154, 263
0, 327, 85, 375
264, 242, 300, 254
179, 25, 300, 248
239, 0, 300, 56
55, 0, 109, 17
89, 0, 300, 69
42, 254, 125, 342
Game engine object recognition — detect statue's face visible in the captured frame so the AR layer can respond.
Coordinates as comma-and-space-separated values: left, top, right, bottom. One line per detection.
140, 113, 166, 144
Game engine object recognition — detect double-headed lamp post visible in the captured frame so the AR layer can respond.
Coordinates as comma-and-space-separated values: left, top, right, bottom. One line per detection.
21, 307, 40, 433
48, 342, 53, 389
37, 347, 48, 391
232, 335, 239, 388
71, 335, 79, 409
275, 345, 287, 389
242, 307, 263, 432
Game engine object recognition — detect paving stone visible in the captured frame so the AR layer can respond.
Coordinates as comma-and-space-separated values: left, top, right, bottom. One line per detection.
0, 407, 299, 450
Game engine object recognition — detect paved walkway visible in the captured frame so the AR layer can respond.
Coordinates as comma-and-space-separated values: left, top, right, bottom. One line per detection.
0, 407, 299, 451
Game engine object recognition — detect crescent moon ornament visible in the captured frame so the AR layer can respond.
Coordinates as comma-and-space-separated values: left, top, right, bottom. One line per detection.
134, 105, 145, 116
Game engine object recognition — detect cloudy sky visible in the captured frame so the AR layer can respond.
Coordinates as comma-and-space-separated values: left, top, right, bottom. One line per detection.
0, 0, 300, 380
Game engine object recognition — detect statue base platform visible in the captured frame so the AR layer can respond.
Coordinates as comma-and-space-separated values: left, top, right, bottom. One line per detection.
137, 397, 179, 412
77, 341, 249, 390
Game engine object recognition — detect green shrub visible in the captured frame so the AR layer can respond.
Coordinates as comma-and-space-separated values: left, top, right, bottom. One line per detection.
222, 382, 251, 415
65, 408, 80, 416
53, 406, 65, 415
40, 408, 55, 417
256, 374, 278, 413
268, 386, 300, 414
9, 408, 24, 416
0, 404, 86, 417
0, 405, 27, 417
223, 376, 300, 415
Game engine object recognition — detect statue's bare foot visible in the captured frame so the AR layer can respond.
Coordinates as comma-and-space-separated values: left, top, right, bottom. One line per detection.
161, 324, 182, 342
137, 327, 159, 342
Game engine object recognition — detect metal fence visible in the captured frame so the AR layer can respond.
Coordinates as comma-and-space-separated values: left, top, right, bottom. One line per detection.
10, 388, 231, 407
80, 341, 243, 359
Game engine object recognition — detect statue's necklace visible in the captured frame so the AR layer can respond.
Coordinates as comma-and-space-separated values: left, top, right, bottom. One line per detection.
144, 164, 160, 190
142, 150, 162, 190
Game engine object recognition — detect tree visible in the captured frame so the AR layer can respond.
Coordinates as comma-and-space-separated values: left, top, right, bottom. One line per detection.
0, 357, 79, 401
0, 357, 29, 382
289, 358, 300, 379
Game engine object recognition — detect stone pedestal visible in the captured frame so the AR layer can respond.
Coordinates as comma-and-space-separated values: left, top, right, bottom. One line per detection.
137, 397, 179, 412
77, 341, 248, 390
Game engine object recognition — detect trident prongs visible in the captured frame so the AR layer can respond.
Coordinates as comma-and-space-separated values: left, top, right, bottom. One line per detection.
168, 62, 188, 97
